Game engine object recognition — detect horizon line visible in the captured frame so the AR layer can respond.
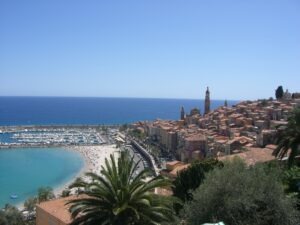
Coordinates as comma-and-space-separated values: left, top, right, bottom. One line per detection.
0, 95, 242, 102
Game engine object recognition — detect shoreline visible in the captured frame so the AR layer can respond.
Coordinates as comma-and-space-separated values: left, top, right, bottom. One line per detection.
53, 144, 120, 196
13, 144, 120, 210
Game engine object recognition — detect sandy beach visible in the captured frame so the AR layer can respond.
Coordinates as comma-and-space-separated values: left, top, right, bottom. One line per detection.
54, 144, 120, 196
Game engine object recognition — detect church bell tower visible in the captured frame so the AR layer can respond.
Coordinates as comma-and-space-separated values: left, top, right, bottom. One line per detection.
204, 87, 210, 115
180, 106, 185, 120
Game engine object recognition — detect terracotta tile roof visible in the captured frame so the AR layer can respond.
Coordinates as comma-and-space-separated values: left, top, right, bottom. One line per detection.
37, 195, 87, 224
185, 134, 206, 141
166, 160, 182, 167
169, 164, 190, 177
218, 147, 275, 165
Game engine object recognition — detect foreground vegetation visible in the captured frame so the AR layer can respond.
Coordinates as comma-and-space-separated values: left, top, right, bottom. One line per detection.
1, 158, 299, 225
274, 106, 300, 167
67, 151, 177, 225
0, 187, 55, 225
181, 159, 299, 225
172, 158, 223, 213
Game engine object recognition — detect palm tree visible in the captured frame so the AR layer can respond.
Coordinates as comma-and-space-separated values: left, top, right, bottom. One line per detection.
24, 197, 37, 212
273, 107, 300, 167
37, 186, 55, 203
67, 151, 176, 225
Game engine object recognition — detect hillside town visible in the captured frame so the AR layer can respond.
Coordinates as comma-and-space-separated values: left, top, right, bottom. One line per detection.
130, 87, 300, 171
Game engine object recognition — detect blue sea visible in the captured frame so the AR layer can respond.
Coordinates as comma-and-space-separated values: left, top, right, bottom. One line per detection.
0, 148, 83, 208
0, 97, 239, 126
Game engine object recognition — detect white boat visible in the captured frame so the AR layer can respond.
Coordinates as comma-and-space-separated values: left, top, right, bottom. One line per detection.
10, 194, 18, 199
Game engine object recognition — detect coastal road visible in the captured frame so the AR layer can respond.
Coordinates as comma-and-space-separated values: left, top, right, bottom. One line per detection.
125, 145, 145, 175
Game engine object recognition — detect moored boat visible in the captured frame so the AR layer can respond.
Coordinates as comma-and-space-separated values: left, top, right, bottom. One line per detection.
10, 194, 18, 199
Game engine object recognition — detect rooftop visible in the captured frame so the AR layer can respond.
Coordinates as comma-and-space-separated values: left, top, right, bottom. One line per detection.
37, 195, 87, 224
218, 147, 275, 165
185, 134, 206, 142
169, 164, 190, 177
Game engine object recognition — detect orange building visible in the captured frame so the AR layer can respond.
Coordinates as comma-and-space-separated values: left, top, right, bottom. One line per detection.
36, 195, 81, 225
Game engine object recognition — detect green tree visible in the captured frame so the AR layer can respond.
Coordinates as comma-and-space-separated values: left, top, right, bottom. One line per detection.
37, 186, 55, 203
273, 107, 300, 167
24, 221, 36, 225
24, 197, 37, 212
172, 158, 223, 203
130, 128, 145, 140
0, 204, 25, 225
283, 166, 300, 208
67, 151, 177, 225
101, 126, 108, 133
61, 189, 71, 197
0, 211, 8, 225
119, 124, 128, 132
183, 158, 300, 225
260, 99, 268, 107
276, 85, 284, 99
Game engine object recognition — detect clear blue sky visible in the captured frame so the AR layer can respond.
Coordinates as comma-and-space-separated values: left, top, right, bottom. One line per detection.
1, 0, 299, 100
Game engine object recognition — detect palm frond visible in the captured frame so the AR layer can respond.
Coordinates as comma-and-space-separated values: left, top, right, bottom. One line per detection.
67, 151, 176, 225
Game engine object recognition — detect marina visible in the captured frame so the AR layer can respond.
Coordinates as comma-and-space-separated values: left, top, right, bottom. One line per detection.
0, 126, 119, 147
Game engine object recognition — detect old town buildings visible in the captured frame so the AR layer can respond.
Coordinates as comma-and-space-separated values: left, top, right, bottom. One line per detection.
136, 88, 300, 163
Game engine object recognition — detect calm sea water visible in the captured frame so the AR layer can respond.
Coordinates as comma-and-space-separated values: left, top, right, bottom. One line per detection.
0, 97, 238, 126
0, 148, 83, 207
